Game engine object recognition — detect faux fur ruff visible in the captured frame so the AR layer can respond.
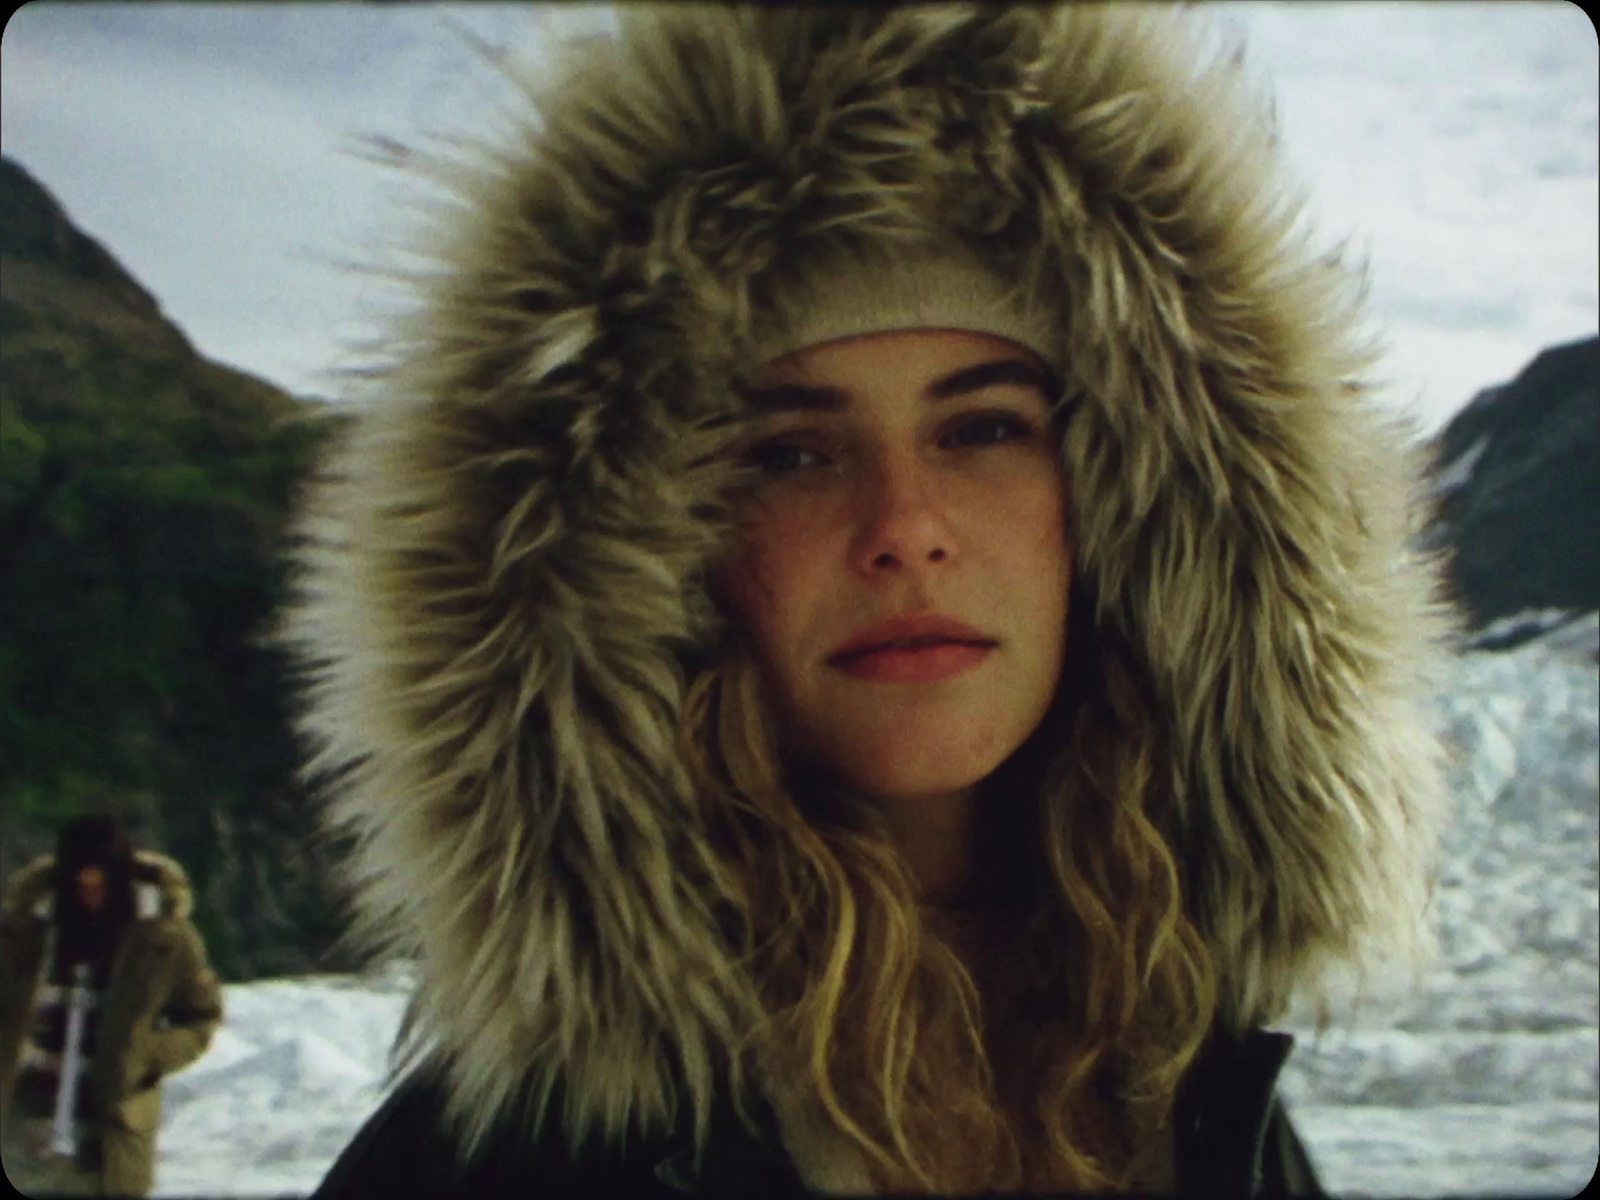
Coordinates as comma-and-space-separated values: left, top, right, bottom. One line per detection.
276, 2, 1460, 1174
4, 851, 195, 922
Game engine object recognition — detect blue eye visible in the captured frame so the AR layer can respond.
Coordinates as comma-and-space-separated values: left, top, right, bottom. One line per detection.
744, 441, 826, 475
945, 415, 1032, 448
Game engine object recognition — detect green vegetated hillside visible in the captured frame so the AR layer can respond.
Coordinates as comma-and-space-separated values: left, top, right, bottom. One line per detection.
0, 156, 358, 981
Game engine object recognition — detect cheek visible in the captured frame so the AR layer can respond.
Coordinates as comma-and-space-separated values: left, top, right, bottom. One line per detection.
715, 506, 814, 654
992, 472, 1073, 652
979, 464, 1071, 569
1036, 491, 1073, 583
718, 551, 771, 640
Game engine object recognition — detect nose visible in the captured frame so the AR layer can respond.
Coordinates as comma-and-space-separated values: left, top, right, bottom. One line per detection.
849, 451, 954, 574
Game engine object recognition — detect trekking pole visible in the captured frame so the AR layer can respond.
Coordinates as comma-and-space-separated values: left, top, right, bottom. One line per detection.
49, 962, 91, 1157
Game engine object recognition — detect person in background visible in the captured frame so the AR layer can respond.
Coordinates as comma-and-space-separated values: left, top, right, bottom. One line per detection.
284, 6, 1458, 1196
1, 814, 223, 1197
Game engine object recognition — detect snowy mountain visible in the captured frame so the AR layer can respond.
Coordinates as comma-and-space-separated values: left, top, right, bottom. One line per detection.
141, 620, 1598, 1199
1426, 337, 1599, 656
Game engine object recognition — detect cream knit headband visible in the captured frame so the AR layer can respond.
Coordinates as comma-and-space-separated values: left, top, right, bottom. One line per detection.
750, 245, 1061, 370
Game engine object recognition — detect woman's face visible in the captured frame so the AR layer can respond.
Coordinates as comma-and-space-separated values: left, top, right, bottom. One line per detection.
74, 865, 106, 914
717, 328, 1072, 805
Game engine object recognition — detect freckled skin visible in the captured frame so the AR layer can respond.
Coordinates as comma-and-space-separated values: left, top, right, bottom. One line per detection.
717, 330, 1073, 864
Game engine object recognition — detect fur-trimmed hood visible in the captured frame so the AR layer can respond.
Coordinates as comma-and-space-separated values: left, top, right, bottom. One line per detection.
2, 850, 194, 922
279, 2, 1458, 1170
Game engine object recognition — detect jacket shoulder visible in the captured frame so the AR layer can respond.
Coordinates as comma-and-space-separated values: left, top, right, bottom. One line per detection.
2, 854, 57, 918
133, 849, 194, 919
314, 1066, 677, 1200
314, 1069, 467, 1199
1258, 1101, 1326, 1198
164, 913, 213, 961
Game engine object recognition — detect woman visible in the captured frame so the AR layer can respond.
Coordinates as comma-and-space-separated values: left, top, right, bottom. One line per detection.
0, 815, 223, 1197
284, 6, 1457, 1195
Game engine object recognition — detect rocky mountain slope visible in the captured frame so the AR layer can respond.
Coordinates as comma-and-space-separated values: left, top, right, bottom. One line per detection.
1426, 335, 1599, 654
0, 156, 355, 980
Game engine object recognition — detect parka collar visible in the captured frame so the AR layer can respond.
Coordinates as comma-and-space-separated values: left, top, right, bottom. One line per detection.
2, 850, 194, 922
642, 1026, 1301, 1197
1173, 1027, 1298, 1197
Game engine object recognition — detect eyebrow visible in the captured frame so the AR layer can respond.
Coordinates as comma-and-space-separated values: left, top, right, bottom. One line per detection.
740, 359, 1056, 414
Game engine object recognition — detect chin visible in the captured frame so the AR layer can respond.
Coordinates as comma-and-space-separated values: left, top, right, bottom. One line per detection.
830, 746, 1001, 802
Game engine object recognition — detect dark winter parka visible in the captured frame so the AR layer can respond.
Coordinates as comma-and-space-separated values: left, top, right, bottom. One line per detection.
0, 851, 223, 1196
281, 5, 1456, 1197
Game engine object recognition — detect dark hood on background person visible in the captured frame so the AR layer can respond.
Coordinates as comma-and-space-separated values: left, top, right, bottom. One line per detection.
53, 814, 136, 943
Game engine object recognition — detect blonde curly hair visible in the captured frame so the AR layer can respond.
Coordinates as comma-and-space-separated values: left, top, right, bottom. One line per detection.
678, 578, 1218, 1193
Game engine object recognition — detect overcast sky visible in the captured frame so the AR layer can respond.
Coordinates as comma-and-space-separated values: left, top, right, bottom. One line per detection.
2, 2, 1595, 439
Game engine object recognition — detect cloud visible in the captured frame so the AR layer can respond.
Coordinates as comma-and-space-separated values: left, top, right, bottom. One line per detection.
1219, 1, 1598, 433
2, 2, 1594, 433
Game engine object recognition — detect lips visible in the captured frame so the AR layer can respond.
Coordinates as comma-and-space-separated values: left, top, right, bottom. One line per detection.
827, 613, 998, 665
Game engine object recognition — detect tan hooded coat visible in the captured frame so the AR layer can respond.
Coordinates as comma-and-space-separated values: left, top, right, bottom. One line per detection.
0, 850, 223, 1196
279, 4, 1458, 1194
